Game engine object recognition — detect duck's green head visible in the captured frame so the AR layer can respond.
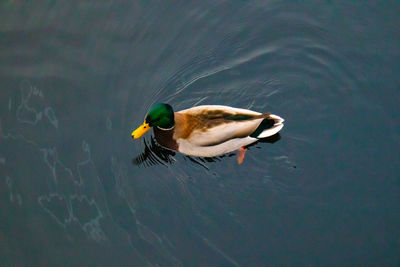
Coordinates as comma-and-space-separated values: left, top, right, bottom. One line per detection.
132, 103, 174, 139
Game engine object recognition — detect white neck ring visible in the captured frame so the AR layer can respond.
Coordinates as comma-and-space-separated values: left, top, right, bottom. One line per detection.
157, 125, 175, 131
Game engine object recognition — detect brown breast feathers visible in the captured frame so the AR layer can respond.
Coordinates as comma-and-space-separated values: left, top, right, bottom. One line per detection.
153, 126, 178, 151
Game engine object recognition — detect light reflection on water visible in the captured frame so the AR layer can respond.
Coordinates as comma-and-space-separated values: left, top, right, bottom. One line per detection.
1, 1, 399, 266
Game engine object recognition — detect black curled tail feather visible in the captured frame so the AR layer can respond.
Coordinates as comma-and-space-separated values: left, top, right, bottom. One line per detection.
249, 117, 276, 138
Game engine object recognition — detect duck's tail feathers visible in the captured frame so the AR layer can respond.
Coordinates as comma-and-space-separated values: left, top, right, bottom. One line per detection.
250, 114, 284, 138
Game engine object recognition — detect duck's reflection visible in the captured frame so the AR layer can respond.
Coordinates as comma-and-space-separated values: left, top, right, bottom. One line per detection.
132, 136, 176, 167
132, 134, 281, 168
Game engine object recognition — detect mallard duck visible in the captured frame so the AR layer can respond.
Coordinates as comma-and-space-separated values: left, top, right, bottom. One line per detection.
132, 103, 284, 164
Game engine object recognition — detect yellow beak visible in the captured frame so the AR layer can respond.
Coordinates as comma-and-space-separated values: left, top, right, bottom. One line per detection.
132, 121, 151, 139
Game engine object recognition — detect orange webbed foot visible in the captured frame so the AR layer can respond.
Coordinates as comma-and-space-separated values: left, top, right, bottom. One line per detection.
237, 147, 247, 164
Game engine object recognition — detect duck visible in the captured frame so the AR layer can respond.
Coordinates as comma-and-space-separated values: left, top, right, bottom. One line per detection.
131, 103, 284, 164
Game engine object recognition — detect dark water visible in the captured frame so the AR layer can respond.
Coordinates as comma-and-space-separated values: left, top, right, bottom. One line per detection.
1, 1, 399, 266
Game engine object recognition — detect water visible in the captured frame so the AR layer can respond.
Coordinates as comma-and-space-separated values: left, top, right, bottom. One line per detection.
1, 1, 399, 265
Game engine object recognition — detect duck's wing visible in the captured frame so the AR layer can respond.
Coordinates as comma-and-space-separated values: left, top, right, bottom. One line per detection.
175, 105, 270, 146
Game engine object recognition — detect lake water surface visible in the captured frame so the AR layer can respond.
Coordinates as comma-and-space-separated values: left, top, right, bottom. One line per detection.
1, 1, 399, 266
